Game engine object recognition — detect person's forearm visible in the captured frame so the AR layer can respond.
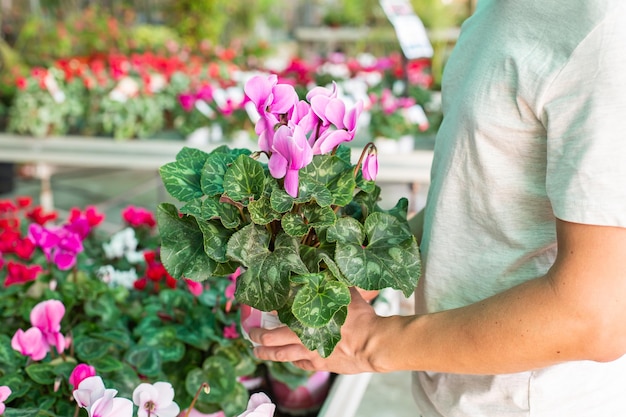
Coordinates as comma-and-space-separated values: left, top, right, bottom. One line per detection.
368, 222, 626, 374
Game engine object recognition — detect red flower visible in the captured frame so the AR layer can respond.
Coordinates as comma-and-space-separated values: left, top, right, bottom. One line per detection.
26, 207, 58, 225
16, 196, 32, 208
68, 206, 105, 228
16, 77, 28, 90
122, 206, 156, 228
14, 238, 35, 260
133, 277, 148, 290
4, 261, 43, 287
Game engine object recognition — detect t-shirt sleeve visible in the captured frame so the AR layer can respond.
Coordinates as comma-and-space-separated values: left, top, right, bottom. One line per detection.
541, 11, 626, 228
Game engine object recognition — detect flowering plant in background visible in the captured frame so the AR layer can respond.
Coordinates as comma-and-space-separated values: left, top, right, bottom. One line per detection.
366, 87, 429, 140
0, 196, 263, 416
157, 74, 421, 357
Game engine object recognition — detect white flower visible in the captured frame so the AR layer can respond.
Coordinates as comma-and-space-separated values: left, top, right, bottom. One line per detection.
89, 389, 133, 417
133, 382, 180, 417
73, 376, 107, 409
97, 265, 138, 289
103, 228, 140, 261
237, 392, 276, 417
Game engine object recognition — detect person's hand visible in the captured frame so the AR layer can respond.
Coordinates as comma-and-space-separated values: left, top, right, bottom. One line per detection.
249, 287, 383, 374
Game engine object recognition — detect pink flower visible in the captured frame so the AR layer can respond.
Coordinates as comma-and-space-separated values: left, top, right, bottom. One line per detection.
28, 224, 84, 270
30, 299, 66, 354
268, 125, 314, 198
362, 150, 378, 181
185, 279, 203, 296
122, 206, 156, 228
223, 323, 239, 339
69, 364, 97, 390
11, 327, 48, 361
0, 385, 11, 414
133, 382, 180, 417
237, 392, 275, 417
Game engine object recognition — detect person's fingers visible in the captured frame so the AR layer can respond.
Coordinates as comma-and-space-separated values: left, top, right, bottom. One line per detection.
248, 325, 301, 346
253, 342, 317, 364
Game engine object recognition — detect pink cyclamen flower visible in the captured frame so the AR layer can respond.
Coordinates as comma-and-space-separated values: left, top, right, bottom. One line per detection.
223, 323, 239, 339
30, 299, 66, 354
362, 151, 378, 181
237, 392, 276, 417
0, 385, 11, 414
268, 125, 314, 198
69, 364, 97, 390
133, 382, 180, 417
11, 327, 48, 361
89, 389, 133, 417
184, 279, 203, 297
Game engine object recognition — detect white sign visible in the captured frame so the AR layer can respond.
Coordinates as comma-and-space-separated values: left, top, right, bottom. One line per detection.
380, 0, 434, 59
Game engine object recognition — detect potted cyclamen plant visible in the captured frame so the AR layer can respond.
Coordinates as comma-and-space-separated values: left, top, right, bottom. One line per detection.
156, 74, 421, 357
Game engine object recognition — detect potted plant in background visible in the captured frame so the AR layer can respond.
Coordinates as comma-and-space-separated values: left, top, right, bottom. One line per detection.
156, 73, 421, 359
0, 197, 262, 416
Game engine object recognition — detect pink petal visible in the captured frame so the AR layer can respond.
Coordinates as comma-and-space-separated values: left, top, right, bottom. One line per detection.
31, 299, 65, 333
270, 84, 297, 114
0, 386, 11, 402
362, 152, 378, 181
312, 130, 351, 155
268, 153, 288, 179
284, 169, 300, 198
244, 75, 274, 111
325, 99, 347, 129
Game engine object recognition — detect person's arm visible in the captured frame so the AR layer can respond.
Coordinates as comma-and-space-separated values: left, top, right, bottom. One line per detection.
250, 219, 626, 375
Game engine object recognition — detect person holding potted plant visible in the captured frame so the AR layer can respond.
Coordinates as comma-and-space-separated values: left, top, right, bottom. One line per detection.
250, 1, 626, 416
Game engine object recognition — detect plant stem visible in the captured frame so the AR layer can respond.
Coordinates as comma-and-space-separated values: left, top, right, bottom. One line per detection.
73, 404, 79, 417
353, 142, 376, 179
185, 382, 211, 417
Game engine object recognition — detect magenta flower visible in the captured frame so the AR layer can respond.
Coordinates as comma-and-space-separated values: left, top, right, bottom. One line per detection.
28, 224, 84, 270
268, 125, 314, 198
133, 382, 180, 417
69, 364, 97, 390
11, 327, 48, 361
0, 385, 11, 414
362, 150, 379, 181
310, 97, 363, 155
223, 323, 239, 339
184, 279, 203, 297
178, 93, 196, 112
30, 299, 66, 354
237, 392, 275, 417
244, 74, 298, 152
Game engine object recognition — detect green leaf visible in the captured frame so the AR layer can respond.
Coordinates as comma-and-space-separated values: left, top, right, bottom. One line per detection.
4, 408, 41, 417
186, 356, 236, 405
278, 304, 347, 358
213, 345, 257, 377
219, 382, 249, 417
91, 356, 124, 373
160, 148, 209, 202
200, 150, 238, 196
223, 154, 265, 205
124, 345, 162, 377
297, 173, 334, 207
0, 334, 21, 367
270, 188, 294, 213
229, 226, 309, 311
299, 246, 344, 281
157, 203, 220, 281
281, 204, 336, 237
179, 198, 204, 217
91, 329, 132, 349
25, 363, 56, 384
74, 336, 111, 361
330, 213, 421, 297
197, 219, 233, 263
248, 195, 281, 225
0, 373, 28, 399
292, 272, 351, 328
327, 168, 357, 206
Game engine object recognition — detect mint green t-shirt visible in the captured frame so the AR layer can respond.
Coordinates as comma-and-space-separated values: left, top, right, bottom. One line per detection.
413, 1, 626, 416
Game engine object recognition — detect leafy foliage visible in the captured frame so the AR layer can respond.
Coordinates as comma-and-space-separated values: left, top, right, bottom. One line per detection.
158, 144, 421, 357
